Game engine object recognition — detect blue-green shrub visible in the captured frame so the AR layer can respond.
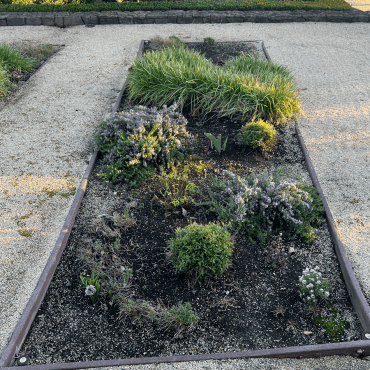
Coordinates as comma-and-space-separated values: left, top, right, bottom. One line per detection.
204, 169, 324, 243
95, 104, 195, 186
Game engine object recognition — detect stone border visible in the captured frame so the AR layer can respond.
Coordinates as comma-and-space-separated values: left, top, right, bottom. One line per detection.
0, 9, 369, 27
1, 39, 370, 369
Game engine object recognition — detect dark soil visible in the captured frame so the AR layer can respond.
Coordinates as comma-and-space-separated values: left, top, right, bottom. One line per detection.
19, 41, 362, 366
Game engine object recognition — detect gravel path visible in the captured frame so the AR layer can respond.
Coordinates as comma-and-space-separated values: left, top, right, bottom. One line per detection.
0, 23, 369, 369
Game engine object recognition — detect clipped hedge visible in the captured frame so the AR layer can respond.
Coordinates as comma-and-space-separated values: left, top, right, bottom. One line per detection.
0, 0, 353, 13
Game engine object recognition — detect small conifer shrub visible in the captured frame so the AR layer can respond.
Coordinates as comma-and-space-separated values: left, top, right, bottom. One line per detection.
168, 222, 234, 279
238, 119, 277, 155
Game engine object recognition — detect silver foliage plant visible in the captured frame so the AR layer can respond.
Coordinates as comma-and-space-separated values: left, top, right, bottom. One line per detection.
85, 285, 96, 296
95, 103, 195, 169
205, 169, 315, 243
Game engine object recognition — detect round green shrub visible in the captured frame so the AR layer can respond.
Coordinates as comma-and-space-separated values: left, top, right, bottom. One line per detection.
168, 222, 234, 279
239, 119, 277, 154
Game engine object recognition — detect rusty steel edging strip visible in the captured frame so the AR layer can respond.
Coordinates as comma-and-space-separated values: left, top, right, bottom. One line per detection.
0, 39, 146, 369
262, 39, 370, 333
0, 150, 99, 368
261, 41, 272, 62
2, 341, 370, 370
294, 123, 370, 333
3, 46, 64, 110
28, 46, 64, 81
1, 39, 370, 369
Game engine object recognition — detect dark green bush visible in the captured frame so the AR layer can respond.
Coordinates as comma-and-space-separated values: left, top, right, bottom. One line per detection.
168, 222, 234, 279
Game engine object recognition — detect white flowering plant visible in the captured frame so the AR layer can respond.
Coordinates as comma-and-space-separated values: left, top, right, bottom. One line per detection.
202, 169, 324, 244
299, 267, 332, 307
80, 271, 103, 304
95, 104, 195, 186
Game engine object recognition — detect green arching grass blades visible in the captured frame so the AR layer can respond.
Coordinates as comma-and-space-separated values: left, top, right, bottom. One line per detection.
127, 45, 301, 123
0, 44, 37, 73
0, 65, 11, 97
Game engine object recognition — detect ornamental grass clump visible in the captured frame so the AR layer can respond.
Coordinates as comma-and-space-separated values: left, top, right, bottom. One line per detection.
299, 267, 331, 307
238, 119, 277, 155
204, 169, 324, 244
157, 165, 198, 208
0, 44, 37, 73
118, 298, 198, 331
0, 43, 37, 97
95, 104, 195, 186
168, 222, 234, 279
0, 67, 11, 97
128, 45, 301, 123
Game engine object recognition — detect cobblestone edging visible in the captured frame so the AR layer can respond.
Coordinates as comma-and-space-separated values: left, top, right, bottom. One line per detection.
0, 9, 369, 27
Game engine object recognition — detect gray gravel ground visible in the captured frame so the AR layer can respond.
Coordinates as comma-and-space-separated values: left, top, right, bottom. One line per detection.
0, 22, 370, 369
89, 356, 370, 370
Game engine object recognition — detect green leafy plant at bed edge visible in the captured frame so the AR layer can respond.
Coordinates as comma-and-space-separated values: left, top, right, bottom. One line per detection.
168, 35, 186, 48
203, 37, 215, 44
314, 307, 350, 342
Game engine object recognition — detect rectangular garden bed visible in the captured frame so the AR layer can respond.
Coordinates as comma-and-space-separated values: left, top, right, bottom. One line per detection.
10, 38, 366, 367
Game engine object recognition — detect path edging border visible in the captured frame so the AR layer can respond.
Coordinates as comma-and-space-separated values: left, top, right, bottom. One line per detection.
1, 39, 370, 369
0, 9, 369, 27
